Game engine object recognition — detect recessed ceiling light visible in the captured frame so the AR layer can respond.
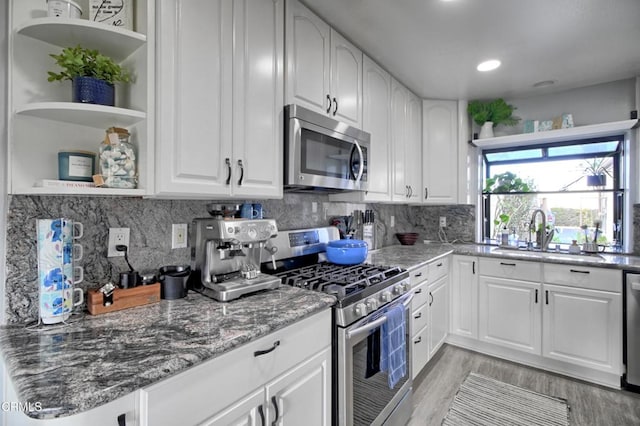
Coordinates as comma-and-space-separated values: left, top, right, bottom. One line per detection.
533, 80, 556, 88
476, 60, 501, 72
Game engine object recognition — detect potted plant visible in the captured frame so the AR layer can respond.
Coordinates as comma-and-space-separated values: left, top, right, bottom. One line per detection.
47, 45, 131, 107
468, 98, 520, 138
583, 156, 612, 187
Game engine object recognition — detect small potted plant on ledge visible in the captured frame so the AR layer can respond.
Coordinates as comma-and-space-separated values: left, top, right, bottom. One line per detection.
468, 98, 520, 139
583, 156, 612, 187
47, 45, 131, 107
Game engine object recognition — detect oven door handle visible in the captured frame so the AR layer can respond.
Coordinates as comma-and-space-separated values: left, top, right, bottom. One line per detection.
346, 293, 414, 340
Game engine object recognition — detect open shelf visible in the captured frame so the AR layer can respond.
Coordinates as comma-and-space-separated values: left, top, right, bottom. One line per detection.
15, 18, 146, 61
16, 102, 146, 128
472, 119, 639, 150
19, 187, 147, 196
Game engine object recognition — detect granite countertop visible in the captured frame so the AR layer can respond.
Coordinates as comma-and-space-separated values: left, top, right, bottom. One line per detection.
0, 286, 335, 420
368, 242, 640, 271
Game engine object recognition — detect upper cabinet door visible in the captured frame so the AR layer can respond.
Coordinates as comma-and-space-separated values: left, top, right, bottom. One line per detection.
329, 30, 362, 128
231, 0, 284, 199
406, 91, 422, 202
361, 56, 391, 201
156, 0, 233, 197
285, 0, 331, 114
422, 100, 458, 204
390, 78, 408, 202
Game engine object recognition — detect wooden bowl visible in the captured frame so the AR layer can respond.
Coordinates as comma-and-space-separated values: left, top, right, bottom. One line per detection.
395, 233, 419, 245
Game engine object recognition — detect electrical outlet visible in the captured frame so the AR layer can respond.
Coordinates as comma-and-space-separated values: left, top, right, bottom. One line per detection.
172, 223, 188, 249
107, 227, 130, 257
439, 216, 447, 228
390, 215, 395, 227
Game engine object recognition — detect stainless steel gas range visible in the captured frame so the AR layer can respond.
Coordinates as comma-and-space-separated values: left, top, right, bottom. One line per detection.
263, 226, 413, 426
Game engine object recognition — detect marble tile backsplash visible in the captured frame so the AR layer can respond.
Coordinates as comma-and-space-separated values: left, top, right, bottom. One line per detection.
4, 194, 474, 323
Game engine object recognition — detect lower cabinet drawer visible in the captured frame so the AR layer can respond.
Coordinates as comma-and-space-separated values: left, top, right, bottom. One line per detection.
480, 257, 541, 282
412, 303, 428, 334
412, 281, 429, 310
412, 325, 429, 380
429, 256, 449, 282
543, 263, 621, 292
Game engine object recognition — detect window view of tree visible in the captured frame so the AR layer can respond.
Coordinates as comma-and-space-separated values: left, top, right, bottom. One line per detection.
483, 138, 622, 250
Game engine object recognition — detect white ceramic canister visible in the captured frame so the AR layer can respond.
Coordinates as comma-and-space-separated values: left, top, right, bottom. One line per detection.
47, 0, 83, 18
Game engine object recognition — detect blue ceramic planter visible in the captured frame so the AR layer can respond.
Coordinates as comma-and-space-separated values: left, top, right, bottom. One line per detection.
72, 76, 114, 106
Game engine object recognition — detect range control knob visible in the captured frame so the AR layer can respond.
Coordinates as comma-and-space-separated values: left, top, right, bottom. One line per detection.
380, 291, 393, 303
354, 303, 367, 318
365, 298, 379, 311
402, 282, 412, 293
393, 284, 404, 295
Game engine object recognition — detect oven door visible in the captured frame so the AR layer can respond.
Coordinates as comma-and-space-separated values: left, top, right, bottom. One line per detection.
337, 292, 413, 426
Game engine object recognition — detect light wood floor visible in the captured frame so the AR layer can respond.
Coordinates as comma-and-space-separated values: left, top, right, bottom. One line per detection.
407, 344, 640, 426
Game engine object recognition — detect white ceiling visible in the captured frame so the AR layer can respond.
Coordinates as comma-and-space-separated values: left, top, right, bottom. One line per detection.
300, 0, 640, 101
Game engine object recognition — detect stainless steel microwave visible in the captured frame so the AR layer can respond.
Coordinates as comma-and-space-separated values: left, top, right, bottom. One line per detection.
284, 104, 370, 192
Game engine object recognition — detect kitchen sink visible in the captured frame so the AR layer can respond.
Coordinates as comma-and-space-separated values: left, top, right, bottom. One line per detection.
490, 247, 606, 262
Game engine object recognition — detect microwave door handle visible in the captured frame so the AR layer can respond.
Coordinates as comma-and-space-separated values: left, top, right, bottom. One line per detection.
352, 141, 364, 183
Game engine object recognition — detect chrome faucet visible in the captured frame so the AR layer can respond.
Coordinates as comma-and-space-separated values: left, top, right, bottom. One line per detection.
530, 209, 554, 251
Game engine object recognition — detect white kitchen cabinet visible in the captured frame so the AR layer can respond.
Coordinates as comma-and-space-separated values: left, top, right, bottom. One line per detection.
410, 257, 450, 378
450, 255, 478, 339
285, 0, 362, 128
428, 274, 450, 358
478, 275, 542, 355
406, 91, 423, 203
329, 55, 392, 204
390, 78, 422, 202
542, 283, 622, 374
139, 309, 331, 426
422, 100, 458, 204
156, 0, 283, 199
410, 263, 429, 379
7, 0, 154, 196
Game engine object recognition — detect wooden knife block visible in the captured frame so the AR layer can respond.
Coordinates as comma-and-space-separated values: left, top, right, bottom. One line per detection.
87, 283, 161, 315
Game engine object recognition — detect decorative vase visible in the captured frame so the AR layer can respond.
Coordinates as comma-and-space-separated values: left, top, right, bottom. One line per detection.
479, 121, 494, 139
72, 76, 114, 106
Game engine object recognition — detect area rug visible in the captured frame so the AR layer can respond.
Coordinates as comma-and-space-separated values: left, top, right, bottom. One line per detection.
442, 372, 570, 426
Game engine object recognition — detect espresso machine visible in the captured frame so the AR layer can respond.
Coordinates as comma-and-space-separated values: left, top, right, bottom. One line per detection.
189, 217, 281, 301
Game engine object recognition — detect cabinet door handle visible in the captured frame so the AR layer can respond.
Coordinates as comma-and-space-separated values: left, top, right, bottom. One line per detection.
254, 340, 280, 357
117, 413, 126, 426
570, 269, 590, 274
414, 336, 422, 344
545, 290, 549, 305
271, 396, 280, 426
258, 404, 266, 426
333, 97, 338, 115
425, 187, 428, 199
326, 94, 332, 113
414, 288, 422, 294
225, 158, 232, 185
237, 159, 244, 186
429, 292, 434, 306
436, 262, 443, 267
472, 261, 475, 274
500, 262, 516, 266
414, 312, 422, 319
535, 289, 538, 304
409, 186, 413, 198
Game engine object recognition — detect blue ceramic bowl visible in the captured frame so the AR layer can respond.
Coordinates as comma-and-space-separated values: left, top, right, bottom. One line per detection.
326, 239, 368, 265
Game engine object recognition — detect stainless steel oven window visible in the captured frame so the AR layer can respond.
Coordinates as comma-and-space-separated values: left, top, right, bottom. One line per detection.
338, 293, 413, 426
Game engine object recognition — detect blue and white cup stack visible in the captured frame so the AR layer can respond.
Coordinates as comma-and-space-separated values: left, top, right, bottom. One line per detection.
36, 218, 84, 324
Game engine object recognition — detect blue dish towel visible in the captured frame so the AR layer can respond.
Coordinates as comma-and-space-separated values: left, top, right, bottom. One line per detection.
380, 304, 407, 389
